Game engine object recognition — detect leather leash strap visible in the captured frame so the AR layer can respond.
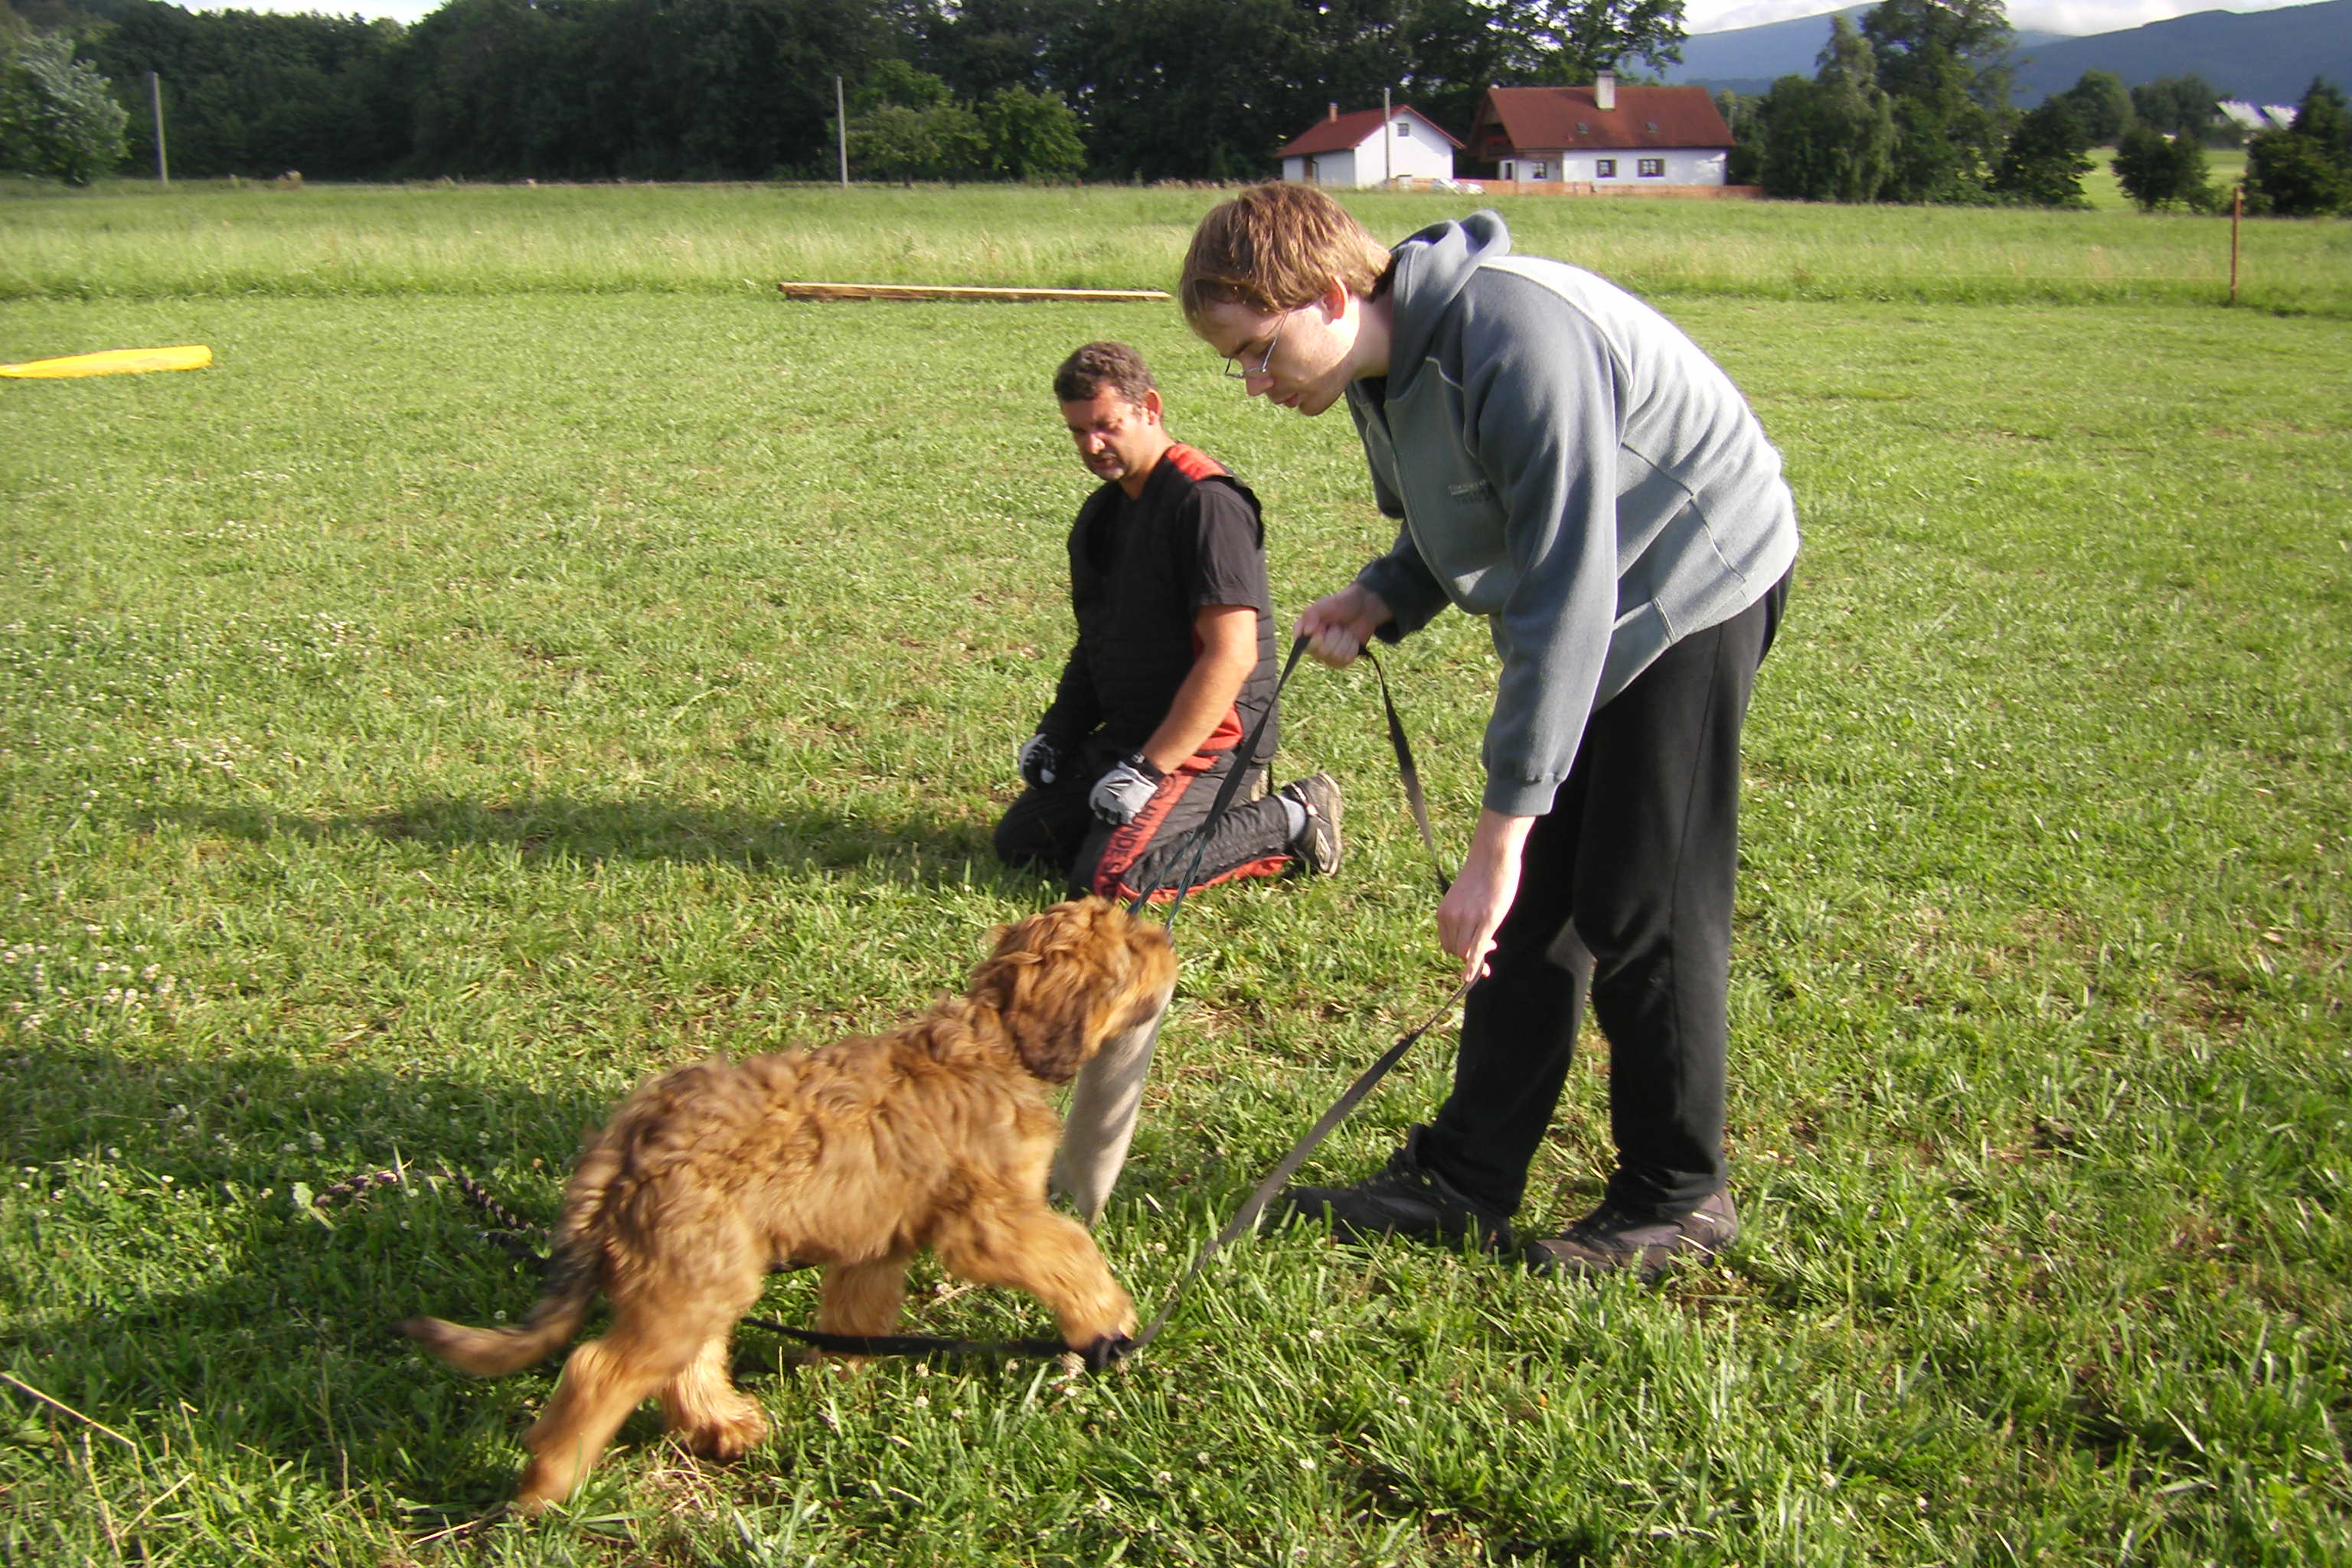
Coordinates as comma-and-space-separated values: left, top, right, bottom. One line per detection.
765, 640, 1463, 1362
398, 642, 1462, 1365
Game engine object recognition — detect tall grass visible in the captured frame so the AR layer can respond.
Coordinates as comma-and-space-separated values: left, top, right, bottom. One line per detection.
4, 178, 2347, 314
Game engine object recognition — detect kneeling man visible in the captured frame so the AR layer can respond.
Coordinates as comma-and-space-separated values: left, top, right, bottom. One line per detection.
995, 341, 1340, 902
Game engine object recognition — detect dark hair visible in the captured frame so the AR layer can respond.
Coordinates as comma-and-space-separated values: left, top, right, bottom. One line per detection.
1054, 341, 1158, 407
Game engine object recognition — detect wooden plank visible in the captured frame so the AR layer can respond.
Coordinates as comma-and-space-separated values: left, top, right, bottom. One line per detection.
778, 282, 1171, 303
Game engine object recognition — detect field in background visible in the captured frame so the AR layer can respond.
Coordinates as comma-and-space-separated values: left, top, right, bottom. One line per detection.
2079, 145, 2252, 212
3, 187, 2350, 1565
3, 177, 2347, 315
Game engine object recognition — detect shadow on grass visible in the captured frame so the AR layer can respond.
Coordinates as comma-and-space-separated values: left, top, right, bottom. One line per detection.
0, 1044, 865, 1518
146, 793, 1021, 886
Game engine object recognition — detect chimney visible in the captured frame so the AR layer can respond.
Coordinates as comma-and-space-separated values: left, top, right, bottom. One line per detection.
1328, 102, 1339, 121
1596, 70, 1615, 112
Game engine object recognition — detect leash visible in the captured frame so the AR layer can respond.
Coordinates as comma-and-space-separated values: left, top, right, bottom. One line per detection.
371, 639, 1465, 1365
1138, 635, 1308, 929
756, 637, 1465, 1361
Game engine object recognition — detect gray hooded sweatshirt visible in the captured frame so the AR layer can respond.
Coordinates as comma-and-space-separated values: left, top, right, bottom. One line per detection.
1348, 212, 1800, 817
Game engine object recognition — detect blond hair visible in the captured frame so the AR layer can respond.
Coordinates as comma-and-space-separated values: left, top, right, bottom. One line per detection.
1178, 184, 1393, 324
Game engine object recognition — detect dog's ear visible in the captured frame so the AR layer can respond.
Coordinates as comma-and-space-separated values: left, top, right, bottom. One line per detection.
973, 899, 1140, 1083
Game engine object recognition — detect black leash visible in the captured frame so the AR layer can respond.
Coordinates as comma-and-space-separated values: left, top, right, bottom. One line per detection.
377, 639, 1464, 1365
1140, 635, 1309, 928
760, 637, 1465, 1362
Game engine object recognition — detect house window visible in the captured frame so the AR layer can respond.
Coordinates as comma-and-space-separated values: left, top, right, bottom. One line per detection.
1530, 161, 1549, 180
1638, 157, 1664, 178
1394, 120, 1411, 138
1596, 158, 1616, 178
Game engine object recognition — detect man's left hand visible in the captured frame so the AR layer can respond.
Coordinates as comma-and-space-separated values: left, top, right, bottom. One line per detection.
1089, 755, 1164, 825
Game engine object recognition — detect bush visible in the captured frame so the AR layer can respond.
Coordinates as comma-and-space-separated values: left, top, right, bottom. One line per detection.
2112, 123, 2209, 212
0, 34, 128, 185
2244, 78, 2352, 216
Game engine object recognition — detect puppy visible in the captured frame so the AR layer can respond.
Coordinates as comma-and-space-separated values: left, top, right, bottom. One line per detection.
403, 897, 1177, 1512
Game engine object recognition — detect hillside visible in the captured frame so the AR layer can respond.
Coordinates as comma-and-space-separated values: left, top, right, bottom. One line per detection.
2009, 0, 2352, 104
1662, 5, 2068, 95
1668, 0, 2350, 108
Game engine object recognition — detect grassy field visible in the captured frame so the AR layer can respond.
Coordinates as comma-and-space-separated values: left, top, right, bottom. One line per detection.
2078, 146, 2251, 213
2, 185, 2350, 1565
5, 176, 2348, 315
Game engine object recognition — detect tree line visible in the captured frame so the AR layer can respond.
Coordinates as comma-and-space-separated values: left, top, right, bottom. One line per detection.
3, 0, 2348, 211
0, 0, 1668, 184
1716, 1, 2351, 215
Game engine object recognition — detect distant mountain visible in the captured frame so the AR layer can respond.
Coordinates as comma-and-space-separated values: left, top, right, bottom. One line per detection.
1663, 0, 2352, 110
2008, 0, 2352, 105
1661, 5, 2070, 96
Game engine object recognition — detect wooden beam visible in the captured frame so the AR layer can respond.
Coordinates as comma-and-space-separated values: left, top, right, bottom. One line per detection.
778, 282, 1171, 303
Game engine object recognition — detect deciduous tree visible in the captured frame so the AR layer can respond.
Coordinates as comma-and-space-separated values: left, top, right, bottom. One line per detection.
1990, 96, 2089, 206
1861, 0, 2013, 203
2112, 122, 2210, 211
1496, 0, 1684, 85
2051, 68, 2130, 146
2243, 77, 2351, 216
978, 83, 1084, 180
0, 31, 126, 184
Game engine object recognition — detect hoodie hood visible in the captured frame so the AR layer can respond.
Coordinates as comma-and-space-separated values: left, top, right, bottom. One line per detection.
1384, 211, 1512, 392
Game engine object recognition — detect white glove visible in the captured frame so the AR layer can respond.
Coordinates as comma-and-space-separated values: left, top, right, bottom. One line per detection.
1088, 754, 1163, 825
1018, 732, 1064, 787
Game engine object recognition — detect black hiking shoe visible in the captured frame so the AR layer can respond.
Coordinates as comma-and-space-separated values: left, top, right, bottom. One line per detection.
1279, 773, 1344, 877
1520, 1190, 1740, 1282
1273, 1126, 1511, 1253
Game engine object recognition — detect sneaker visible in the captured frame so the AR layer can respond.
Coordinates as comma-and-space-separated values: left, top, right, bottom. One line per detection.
1272, 1126, 1511, 1253
1279, 773, 1343, 877
1520, 1190, 1739, 1282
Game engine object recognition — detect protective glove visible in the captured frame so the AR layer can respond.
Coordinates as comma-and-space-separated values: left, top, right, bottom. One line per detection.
1018, 732, 1065, 787
1088, 753, 1164, 825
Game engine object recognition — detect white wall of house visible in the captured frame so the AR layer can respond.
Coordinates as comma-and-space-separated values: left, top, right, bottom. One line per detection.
1286, 119, 1455, 187
1496, 148, 1728, 185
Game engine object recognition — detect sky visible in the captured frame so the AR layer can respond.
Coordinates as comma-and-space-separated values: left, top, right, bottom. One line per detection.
206, 0, 2324, 43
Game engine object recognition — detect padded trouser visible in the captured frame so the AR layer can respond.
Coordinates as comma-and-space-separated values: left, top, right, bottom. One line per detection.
993, 746, 1292, 903
1420, 571, 1788, 1220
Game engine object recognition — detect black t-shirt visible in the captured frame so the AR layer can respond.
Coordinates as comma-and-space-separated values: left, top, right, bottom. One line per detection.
1047, 444, 1280, 764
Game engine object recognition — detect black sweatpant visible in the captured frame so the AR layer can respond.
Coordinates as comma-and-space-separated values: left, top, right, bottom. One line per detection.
1419, 570, 1789, 1221
993, 743, 1294, 903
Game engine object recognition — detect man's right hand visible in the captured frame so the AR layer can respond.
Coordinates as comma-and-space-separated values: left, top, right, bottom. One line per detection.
1018, 733, 1063, 787
1295, 585, 1393, 668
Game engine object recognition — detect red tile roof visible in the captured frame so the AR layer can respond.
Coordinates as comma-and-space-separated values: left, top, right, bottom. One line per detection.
1469, 86, 1733, 158
1279, 106, 1465, 158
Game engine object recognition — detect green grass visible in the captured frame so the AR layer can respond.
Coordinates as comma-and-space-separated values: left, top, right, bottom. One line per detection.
2079, 146, 2252, 212
2, 188, 2350, 1565
4, 177, 2348, 315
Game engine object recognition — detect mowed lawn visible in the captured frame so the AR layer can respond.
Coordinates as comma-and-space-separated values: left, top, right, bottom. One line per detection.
2, 186, 2349, 1566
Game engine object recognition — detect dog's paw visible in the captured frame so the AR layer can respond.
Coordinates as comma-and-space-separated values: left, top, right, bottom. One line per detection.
1078, 1333, 1135, 1371
681, 1406, 769, 1461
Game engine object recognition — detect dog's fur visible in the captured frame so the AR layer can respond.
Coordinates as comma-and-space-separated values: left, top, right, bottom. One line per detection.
402, 897, 1176, 1512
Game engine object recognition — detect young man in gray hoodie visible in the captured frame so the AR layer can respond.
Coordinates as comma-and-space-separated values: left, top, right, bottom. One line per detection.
1181, 183, 1798, 1279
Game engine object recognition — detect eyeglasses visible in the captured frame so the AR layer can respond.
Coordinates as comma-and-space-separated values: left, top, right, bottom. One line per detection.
1222, 309, 1293, 380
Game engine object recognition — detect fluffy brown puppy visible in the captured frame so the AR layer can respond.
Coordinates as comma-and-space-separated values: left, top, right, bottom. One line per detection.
403, 896, 1176, 1513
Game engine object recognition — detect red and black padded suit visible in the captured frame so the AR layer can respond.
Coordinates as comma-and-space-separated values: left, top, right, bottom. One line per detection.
1020, 444, 1294, 903
1039, 443, 1279, 775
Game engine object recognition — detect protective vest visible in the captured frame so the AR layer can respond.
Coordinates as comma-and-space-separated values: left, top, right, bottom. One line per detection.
1065, 445, 1279, 765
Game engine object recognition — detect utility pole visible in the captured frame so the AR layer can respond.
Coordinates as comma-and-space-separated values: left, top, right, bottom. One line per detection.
1383, 86, 1393, 187
148, 70, 168, 187
837, 77, 849, 188
2230, 183, 2243, 305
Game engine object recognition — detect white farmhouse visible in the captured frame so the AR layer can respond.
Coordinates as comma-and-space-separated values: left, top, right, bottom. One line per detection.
1470, 74, 1735, 187
1277, 104, 1463, 188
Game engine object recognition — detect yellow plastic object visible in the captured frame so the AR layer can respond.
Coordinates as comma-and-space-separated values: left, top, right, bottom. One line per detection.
0, 345, 212, 379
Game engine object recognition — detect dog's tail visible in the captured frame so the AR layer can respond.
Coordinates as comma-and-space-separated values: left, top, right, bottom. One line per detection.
400, 1136, 622, 1377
